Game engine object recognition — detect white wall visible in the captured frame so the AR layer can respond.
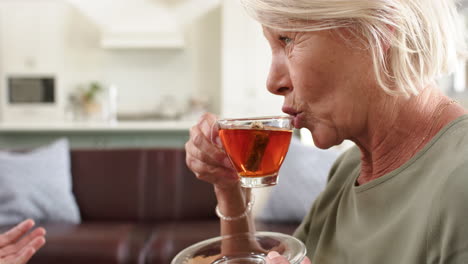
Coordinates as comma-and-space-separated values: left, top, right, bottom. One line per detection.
221, 0, 283, 118
63, 3, 221, 116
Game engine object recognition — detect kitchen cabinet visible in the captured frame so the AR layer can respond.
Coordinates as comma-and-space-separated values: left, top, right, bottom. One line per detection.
0, 0, 67, 122
0, 0, 66, 74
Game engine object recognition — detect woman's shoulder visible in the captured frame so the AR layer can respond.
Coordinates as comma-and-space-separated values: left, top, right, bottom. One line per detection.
427, 114, 468, 165
427, 161, 468, 260
437, 114, 468, 145
427, 116, 468, 234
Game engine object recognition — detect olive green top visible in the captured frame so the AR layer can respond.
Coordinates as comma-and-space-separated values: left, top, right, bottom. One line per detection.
294, 115, 468, 264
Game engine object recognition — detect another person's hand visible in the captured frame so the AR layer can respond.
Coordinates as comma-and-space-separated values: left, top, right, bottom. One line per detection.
266, 251, 311, 264
185, 113, 239, 189
0, 219, 46, 264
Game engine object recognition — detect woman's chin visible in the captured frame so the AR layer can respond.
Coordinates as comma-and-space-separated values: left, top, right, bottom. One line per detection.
312, 132, 341, 149
312, 138, 333, 149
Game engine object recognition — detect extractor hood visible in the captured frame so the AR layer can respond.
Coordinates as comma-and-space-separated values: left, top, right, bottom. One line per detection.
66, 0, 220, 49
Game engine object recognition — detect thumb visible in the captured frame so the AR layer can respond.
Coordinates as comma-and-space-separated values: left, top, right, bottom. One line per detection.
266, 251, 289, 264
301, 256, 312, 264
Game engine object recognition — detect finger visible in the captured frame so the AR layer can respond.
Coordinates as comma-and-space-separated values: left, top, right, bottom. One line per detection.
187, 120, 234, 169
198, 113, 220, 144
2, 236, 45, 261
187, 157, 239, 186
187, 156, 237, 180
301, 256, 312, 264
0, 227, 46, 257
24, 236, 46, 252
266, 251, 290, 264
185, 137, 232, 169
190, 117, 218, 148
4, 246, 36, 264
0, 219, 34, 248
10, 236, 46, 260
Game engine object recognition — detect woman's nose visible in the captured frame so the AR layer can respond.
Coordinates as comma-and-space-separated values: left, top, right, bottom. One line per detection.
266, 55, 292, 96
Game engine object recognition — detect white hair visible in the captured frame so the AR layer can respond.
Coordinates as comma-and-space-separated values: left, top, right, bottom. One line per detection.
241, 0, 467, 97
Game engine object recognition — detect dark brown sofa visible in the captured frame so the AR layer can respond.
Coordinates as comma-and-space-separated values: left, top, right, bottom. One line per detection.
26, 148, 299, 264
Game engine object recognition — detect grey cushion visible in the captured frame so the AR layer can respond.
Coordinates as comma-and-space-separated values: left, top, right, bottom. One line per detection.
256, 137, 339, 222
0, 139, 81, 225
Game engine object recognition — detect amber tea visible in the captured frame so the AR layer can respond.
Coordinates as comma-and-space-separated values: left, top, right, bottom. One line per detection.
217, 116, 293, 188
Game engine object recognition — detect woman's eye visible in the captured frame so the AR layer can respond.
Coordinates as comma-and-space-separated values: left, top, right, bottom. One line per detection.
279, 36, 293, 45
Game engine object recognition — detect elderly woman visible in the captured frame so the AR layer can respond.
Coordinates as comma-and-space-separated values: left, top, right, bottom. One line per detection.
185, 0, 468, 263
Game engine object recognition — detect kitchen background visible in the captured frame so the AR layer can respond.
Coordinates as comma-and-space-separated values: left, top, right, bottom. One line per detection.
0, 0, 467, 145
0, 0, 286, 125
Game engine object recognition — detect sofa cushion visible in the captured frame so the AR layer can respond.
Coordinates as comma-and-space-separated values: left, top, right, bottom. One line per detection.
70, 149, 147, 221
255, 138, 339, 223
0, 139, 80, 225
71, 148, 217, 222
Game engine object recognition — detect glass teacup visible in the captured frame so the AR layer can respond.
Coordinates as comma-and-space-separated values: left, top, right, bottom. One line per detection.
171, 231, 306, 264
217, 116, 294, 188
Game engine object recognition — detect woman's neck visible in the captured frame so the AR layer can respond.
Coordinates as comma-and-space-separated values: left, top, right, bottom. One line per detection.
353, 87, 466, 185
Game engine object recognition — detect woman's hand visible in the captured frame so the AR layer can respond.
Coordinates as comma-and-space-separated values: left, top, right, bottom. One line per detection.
0, 219, 46, 264
185, 113, 239, 189
266, 252, 312, 264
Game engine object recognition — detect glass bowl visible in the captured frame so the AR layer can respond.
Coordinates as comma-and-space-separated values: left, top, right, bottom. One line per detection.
171, 231, 306, 264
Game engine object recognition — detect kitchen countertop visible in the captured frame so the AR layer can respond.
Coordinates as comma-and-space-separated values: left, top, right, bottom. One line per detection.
0, 120, 196, 132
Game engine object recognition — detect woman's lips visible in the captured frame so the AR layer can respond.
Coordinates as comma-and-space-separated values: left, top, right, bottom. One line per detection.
281, 106, 303, 128
292, 113, 303, 129
282, 106, 298, 116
